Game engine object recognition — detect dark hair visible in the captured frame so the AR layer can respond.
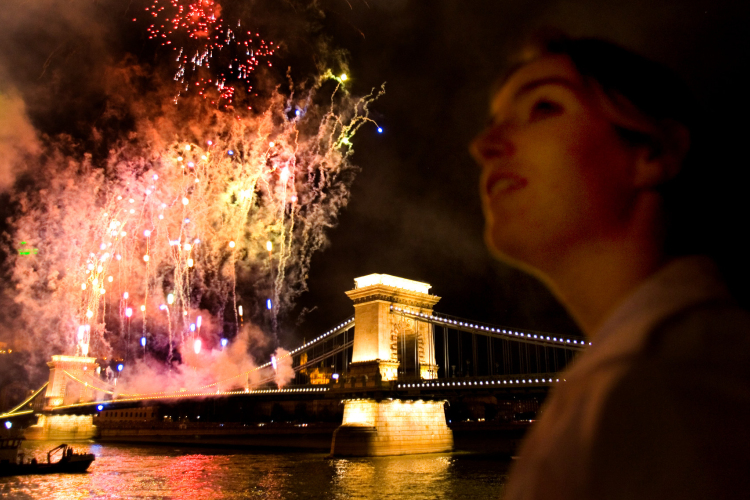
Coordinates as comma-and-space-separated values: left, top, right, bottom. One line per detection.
509, 34, 710, 257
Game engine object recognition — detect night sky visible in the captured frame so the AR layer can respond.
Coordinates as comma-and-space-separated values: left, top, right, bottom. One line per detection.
1, 0, 748, 353
288, 0, 750, 344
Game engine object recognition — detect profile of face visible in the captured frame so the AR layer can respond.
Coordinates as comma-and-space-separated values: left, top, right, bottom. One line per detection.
471, 55, 669, 274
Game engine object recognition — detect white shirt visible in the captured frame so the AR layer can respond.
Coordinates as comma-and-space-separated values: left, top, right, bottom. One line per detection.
504, 257, 750, 499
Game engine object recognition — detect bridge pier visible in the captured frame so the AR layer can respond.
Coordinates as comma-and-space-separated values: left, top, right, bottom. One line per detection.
25, 414, 97, 440
22, 355, 101, 440
331, 398, 452, 456
332, 274, 453, 456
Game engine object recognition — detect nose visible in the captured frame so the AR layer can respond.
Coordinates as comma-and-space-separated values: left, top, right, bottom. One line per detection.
470, 125, 512, 165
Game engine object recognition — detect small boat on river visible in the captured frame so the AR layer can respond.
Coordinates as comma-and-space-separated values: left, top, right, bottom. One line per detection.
0, 439, 95, 476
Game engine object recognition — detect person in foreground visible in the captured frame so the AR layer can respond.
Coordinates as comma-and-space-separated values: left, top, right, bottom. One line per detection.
471, 35, 750, 499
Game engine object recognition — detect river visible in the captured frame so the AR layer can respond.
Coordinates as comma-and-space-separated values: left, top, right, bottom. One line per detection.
1, 441, 511, 499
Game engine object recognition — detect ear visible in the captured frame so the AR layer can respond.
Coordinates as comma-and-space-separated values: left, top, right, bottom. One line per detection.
633, 120, 690, 189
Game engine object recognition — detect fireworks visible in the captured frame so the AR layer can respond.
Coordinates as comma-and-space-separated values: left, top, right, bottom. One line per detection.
138, 0, 276, 106
9, 71, 383, 367
6, 0, 385, 389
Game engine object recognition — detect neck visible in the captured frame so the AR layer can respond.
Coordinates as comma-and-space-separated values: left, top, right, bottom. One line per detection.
531, 196, 669, 338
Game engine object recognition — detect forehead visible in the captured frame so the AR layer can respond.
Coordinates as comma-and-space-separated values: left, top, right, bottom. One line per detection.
491, 55, 587, 113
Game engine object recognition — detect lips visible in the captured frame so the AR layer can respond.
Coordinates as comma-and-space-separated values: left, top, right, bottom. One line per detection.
485, 170, 527, 197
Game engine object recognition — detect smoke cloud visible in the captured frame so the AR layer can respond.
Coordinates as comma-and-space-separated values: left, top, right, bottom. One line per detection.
0, 1, 383, 392
0, 88, 40, 191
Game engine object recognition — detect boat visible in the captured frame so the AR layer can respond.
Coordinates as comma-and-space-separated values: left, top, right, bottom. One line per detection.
0, 439, 95, 476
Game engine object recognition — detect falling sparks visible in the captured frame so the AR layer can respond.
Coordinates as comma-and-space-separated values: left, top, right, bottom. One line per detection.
4, 0, 385, 394
8, 70, 384, 365
138, 0, 276, 106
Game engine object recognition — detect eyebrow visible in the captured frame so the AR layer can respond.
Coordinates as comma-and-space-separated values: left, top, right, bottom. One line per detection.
512, 77, 579, 101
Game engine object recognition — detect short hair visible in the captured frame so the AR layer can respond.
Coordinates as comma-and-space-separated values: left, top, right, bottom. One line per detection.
504, 34, 710, 257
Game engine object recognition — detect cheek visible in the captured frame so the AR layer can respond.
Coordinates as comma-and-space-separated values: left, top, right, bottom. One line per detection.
573, 128, 635, 201
557, 142, 639, 246
523, 120, 634, 232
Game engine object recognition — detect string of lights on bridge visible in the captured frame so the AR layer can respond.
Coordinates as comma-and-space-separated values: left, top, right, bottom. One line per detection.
397, 377, 563, 390
51, 387, 331, 413
286, 318, 355, 356
390, 306, 591, 348
186, 317, 356, 392
0, 383, 48, 419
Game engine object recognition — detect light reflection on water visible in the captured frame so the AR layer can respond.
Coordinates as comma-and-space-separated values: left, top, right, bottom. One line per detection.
0, 441, 510, 499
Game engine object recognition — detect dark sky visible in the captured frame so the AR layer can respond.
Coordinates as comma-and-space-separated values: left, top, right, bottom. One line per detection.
2, 0, 748, 351
288, 0, 750, 344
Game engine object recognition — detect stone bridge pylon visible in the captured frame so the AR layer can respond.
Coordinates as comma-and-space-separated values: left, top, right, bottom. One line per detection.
332, 274, 453, 457
345, 273, 440, 383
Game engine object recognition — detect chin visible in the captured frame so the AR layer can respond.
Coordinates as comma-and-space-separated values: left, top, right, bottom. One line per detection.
484, 226, 545, 279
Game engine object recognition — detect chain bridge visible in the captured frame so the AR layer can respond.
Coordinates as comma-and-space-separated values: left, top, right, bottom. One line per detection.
2, 274, 586, 456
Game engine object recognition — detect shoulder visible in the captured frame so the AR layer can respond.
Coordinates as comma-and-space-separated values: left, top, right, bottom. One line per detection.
507, 302, 750, 499
588, 302, 750, 498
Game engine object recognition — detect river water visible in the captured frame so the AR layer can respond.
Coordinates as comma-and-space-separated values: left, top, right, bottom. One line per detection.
1, 441, 511, 499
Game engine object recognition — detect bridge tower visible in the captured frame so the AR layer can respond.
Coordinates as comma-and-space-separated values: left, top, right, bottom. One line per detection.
44, 355, 99, 409
23, 355, 101, 441
332, 274, 453, 457
345, 274, 440, 382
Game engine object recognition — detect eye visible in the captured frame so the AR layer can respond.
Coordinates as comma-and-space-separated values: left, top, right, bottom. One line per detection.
529, 99, 562, 120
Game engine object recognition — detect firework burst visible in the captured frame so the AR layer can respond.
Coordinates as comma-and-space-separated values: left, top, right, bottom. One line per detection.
139, 0, 277, 106
5, 1, 384, 390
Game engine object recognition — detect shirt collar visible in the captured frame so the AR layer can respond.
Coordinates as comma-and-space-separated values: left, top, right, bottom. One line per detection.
592, 256, 732, 355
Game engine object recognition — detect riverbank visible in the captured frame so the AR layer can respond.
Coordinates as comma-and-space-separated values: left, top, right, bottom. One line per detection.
94, 420, 530, 454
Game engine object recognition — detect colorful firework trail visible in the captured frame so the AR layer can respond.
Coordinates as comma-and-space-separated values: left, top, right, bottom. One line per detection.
140, 0, 276, 106
6, 0, 384, 390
